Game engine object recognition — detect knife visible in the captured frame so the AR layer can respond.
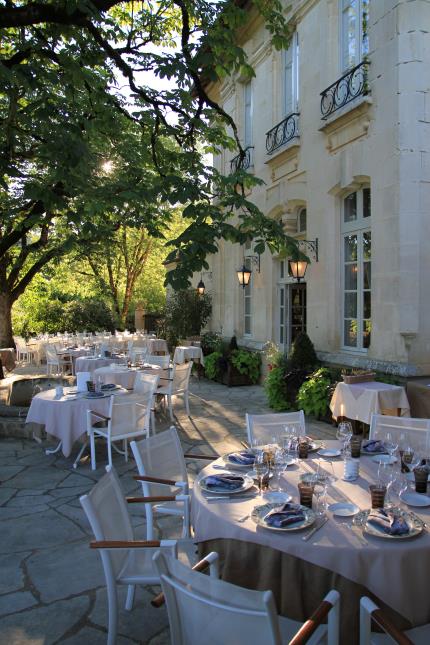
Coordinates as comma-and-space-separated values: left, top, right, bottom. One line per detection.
302, 516, 328, 541
206, 494, 257, 501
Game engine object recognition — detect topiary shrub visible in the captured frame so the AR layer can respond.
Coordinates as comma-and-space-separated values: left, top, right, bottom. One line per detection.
286, 332, 318, 370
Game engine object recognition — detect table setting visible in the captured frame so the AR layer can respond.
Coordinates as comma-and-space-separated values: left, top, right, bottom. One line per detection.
191, 425, 430, 641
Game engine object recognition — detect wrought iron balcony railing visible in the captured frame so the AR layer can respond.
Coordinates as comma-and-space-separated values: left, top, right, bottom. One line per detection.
320, 60, 370, 120
230, 146, 253, 173
266, 112, 300, 155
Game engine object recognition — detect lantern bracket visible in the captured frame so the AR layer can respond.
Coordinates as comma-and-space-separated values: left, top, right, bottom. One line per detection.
296, 238, 318, 262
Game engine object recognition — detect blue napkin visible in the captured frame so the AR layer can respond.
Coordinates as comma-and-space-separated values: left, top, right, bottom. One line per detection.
264, 502, 305, 528
228, 451, 255, 466
362, 440, 386, 453
204, 474, 244, 490
367, 509, 410, 535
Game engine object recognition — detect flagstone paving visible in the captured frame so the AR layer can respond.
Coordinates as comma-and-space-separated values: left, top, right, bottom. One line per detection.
0, 378, 335, 644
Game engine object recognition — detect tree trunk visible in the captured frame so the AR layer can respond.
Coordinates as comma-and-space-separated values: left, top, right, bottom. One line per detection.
0, 291, 14, 347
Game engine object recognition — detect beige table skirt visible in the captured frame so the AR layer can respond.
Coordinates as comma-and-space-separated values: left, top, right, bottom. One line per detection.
197, 538, 410, 645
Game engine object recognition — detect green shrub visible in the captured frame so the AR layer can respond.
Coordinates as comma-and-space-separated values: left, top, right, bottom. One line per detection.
264, 365, 291, 411
164, 289, 212, 343
297, 368, 332, 417
204, 351, 223, 380
287, 332, 318, 370
230, 349, 261, 384
201, 331, 222, 355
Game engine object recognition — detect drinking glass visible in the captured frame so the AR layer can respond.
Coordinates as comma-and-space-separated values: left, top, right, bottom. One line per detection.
337, 421, 353, 454
313, 481, 327, 516
270, 449, 285, 491
254, 451, 269, 496
384, 432, 398, 459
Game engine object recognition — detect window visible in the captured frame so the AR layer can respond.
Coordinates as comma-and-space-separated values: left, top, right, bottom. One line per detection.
244, 82, 253, 148
284, 32, 299, 116
342, 187, 371, 350
340, 0, 369, 72
297, 208, 307, 234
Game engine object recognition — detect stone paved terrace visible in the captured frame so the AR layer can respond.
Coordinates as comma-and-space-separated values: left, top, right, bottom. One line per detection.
0, 377, 335, 645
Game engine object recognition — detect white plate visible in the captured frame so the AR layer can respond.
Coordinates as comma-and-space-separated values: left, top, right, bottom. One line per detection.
399, 492, 430, 507
317, 449, 341, 458
199, 473, 254, 495
246, 469, 273, 480
354, 508, 424, 540
252, 502, 316, 532
371, 455, 397, 465
328, 502, 360, 517
222, 452, 255, 469
261, 492, 292, 504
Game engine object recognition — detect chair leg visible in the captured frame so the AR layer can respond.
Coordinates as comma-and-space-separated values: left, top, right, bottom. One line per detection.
185, 391, 190, 417
108, 440, 113, 469
150, 409, 156, 435
124, 439, 128, 463
125, 584, 135, 611
90, 432, 97, 471
106, 581, 119, 645
168, 394, 174, 421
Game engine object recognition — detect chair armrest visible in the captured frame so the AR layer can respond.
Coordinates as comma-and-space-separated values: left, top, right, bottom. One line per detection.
158, 377, 173, 382
126, 495, 178, 503
370, 609, 413, 645
151, 552, 217, 608
91, 540, 161, 549
289, 598, 336, 645
184, 453, 218, 460
88, 411, 111, 421
133, 475, 177, 486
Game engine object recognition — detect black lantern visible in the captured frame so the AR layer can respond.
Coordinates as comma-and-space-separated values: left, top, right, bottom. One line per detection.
236, 264, 252, 288
196, 277, 205, 295
288, 259, 308, 282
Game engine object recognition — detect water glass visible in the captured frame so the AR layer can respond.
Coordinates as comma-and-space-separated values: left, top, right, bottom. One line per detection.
369, 484, 387, 509
298, 440, 309, 459
298, 482, 314, 509
337, 421, 353, 454
313, 482, 327, 515
414, 467, 429, 494
254, 451, 269, 495
350, 436, 362, 458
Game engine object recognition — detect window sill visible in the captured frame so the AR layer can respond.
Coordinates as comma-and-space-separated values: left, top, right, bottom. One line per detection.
319, 96, 372, 153
319, 96, 372, 131
265, 138, 300, 167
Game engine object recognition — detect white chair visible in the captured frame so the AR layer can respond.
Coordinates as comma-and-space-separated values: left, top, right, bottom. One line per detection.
147, 354, 171, 368
130, 346, 148, 364
246, 411, 306, 446
80, 466, 179, 645
87, 394, 152, 470
46, 344, 72, 375
158, 361, 192, 421
153, 550, 340, 645
14, 337, 38, 364
76, 371, 91, 393
130, 426, 216, 540
133, 372, 159, 434
369, 414, 430, 453
360, 596, 427, 644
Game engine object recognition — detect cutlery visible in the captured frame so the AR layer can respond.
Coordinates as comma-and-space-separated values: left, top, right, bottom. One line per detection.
241, 440, 250, 450
206, 493, 257, 501
238, 513, 250, 523
302, 515, 328, 541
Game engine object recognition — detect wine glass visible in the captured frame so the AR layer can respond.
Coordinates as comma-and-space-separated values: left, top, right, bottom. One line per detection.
384, 432, 398, 460
337, 422, 353, 454
312, 480, 328, 516
270, 448, 285, 491
254, 451, 268, 496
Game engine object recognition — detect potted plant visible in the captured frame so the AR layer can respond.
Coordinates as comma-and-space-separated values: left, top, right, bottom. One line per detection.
204, 337, 261, 386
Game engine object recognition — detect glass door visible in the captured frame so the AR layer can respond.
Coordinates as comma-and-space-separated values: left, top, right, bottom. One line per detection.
289, 284, 306, 346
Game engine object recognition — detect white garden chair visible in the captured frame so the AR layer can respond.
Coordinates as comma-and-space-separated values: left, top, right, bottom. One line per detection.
130, 426, 216, 540
152, 550, 340, 645
369, 414, 430, 453
133, 372, 159, 434
130, 346, 148, 364
80, 466, 179, 645
246, 411, 306, 446
14, 336, 38, 364
87, 393, 152, 470
360, 597, 427, 644
147, 354, 171, 368
158, 361, 192, 421
46, 344, 72, 375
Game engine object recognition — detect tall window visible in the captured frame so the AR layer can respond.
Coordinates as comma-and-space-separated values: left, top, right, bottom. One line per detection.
244, 82, 253, 148
284, 32, 299, 116
342, 187, 371, 350
341, 0, 369, 71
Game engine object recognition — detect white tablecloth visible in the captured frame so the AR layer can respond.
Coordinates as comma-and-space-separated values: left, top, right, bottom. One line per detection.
146, 339, 168, 355
192, 441, 430, 627
25, 387, 129, 457
93, 366, 137, 389
75, 356, 124, 374
173, 345, 205, 365
330, 381, 410, 424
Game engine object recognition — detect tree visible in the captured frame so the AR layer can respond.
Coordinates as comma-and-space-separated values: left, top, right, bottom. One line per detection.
0, 1, 299, 346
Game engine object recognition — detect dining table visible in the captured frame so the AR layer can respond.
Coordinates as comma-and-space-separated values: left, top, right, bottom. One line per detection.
330, 381, 411, 424
74, 356, 125, 374
93, 363, 171, 390
173, 345, 205, 366
192, 440, 430, 643
26, 386, 130, 459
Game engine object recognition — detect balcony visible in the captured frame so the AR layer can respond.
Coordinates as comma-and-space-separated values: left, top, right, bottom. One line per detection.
265, 112, 300, 155
320, 61, 370, 121
230, 146, 253, 173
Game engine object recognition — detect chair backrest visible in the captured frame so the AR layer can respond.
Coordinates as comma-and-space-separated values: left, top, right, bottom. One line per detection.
134, 372, 159, 396
246, 411, 306, 446
108, 395, 146, 438
369, 414, 430, 453
147, 354, 171, 368
153, 551, 283, 645
130, 426, 188, 496
80, 466, 133, 578
131, 347, 148, 362
76, 371, 91, 392
172, 362, 192, 393
46, 345, 59, 362
359, 597, 414, 645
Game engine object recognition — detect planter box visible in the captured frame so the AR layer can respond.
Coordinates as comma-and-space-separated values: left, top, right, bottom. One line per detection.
217, 364, 254, 387
342, 372, 376, 384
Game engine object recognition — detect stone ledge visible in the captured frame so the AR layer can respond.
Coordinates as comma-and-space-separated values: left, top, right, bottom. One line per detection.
317, 351, 419, 377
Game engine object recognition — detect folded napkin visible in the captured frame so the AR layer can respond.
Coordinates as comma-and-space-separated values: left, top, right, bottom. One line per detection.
228, 451, 255, 466
367, 509, 410, 535
362, 440, 386, 453
204, 474, 244, 490
264, 502, 305, 528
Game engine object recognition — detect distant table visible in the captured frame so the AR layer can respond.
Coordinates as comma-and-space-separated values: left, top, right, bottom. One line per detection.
173, 345, 205, 366
75, 356, 124, 374
406, 378, 430, 418
93, 364, 170, 390
26, 387, 129, 457
146, 339, 168, 355
330, 381, 410, 425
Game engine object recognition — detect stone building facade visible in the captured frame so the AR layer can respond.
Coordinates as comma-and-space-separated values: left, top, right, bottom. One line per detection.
201, 0, 430, 376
